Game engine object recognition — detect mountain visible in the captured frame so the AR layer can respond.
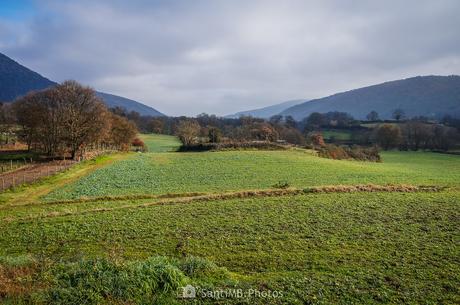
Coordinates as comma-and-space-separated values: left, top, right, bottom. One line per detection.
226, 99, 306, 118
0, 52, 165, 116
280, 76, 460, 120
95, 92, 164, 116
0, 53, 55, 101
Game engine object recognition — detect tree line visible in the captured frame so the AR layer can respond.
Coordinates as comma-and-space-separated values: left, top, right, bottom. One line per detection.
146, 112, 459, 151
0, 80, 138, 159
11, 92, 455, 153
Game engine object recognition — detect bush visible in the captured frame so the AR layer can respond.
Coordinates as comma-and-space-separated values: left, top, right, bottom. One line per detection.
132, 137, 147, 152
318, 144, 381, 162
309, 133, 326, 147
272, 181, 290, 189
178, 141, 288, 152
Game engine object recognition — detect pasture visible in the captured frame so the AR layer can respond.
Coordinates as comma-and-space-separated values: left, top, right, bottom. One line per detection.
0, 134, 459, 304
45, 148, 460, 200
321, 129, 353, 141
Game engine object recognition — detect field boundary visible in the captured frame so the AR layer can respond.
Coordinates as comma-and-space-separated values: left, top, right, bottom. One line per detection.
1, 183, 445, 210
3, 184, 445, 223
0, 153, 131, 206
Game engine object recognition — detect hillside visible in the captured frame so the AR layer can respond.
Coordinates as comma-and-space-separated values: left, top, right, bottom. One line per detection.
0, 52, 55, 101
280, 76, 460, 120
95, 92, 164, 116
0, 52, 164, 116
226, 99, 305, 118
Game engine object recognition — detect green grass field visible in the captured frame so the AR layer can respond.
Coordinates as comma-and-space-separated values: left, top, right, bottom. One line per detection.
44, 148, 460, 200
138, 133, 181, 152
322, 129, 352, 141
0, 134, 459, 304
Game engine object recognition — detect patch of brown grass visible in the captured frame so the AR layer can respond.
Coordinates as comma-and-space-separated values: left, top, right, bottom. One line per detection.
306, 184, 443, 193
0, 264, 39, 298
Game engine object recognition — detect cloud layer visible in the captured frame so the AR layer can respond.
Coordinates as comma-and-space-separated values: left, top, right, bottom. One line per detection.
1, 0, 459, 116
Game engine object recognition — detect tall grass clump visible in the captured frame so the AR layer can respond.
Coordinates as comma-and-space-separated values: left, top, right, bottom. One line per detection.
48, 257, 186, 305
178, 256, 230, 280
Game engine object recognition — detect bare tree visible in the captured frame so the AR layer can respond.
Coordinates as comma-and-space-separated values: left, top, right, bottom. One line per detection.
366, 110, 379, 121
13, 80, 139, 158
392, 108, 405, 121
56, 81, 110, 159
375, 124, 402, 150
0, 103, 16, 146
208, 127, 222, 143
176, 119, 201, 145
14, 90, 65, 154
148, 118, 165, 134
108, 113, 138, 150
402, 121, 432, 150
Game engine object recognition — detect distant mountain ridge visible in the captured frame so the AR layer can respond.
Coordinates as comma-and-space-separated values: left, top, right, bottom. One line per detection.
0, 52, 165, 116
226, 99, 306, 119
280, 76, 460, 120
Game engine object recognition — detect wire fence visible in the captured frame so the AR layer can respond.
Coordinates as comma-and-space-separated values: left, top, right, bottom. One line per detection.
0, 158, 34, 174
0, 160, 77, 192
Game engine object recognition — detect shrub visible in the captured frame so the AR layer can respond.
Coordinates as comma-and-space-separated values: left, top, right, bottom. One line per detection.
132, 137, 144, 147
318, 144, 381, 162
309, 133, 325, 147
178, 141, 288, 152
272, 181, 290, 189
132, 137, 147, 152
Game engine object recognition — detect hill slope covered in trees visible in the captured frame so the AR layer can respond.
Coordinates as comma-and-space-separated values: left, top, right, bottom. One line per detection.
226, 99, 306, 118
280, 75, 460, 120
0, 52, 164, 116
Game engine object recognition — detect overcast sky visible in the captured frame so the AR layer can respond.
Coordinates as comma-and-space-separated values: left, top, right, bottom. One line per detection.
1, 0, 459, 116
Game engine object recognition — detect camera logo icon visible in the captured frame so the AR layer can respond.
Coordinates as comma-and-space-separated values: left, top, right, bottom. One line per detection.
180, 284, 196, 298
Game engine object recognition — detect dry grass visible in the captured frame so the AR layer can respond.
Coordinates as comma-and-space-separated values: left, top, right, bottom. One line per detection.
306, 184, 443, 193
0, 262, 41, 298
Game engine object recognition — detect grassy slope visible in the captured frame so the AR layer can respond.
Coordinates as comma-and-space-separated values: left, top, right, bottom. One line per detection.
138, 133, 181, 152
0, 192, 458, 304
44, 149, 460, 200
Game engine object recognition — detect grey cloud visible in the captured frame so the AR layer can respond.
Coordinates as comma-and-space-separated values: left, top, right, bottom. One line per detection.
1, 0, 459, 116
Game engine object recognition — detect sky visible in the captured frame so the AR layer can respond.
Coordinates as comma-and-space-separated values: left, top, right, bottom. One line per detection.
0, 0, 459, 116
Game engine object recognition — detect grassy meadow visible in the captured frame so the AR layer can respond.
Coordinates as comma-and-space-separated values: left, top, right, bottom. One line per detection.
44, 148, 460, 200
0, 134, 459, 304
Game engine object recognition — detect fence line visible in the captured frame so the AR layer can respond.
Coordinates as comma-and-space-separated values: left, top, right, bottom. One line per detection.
0, 160, 77, 192
0, 148, 118, 192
